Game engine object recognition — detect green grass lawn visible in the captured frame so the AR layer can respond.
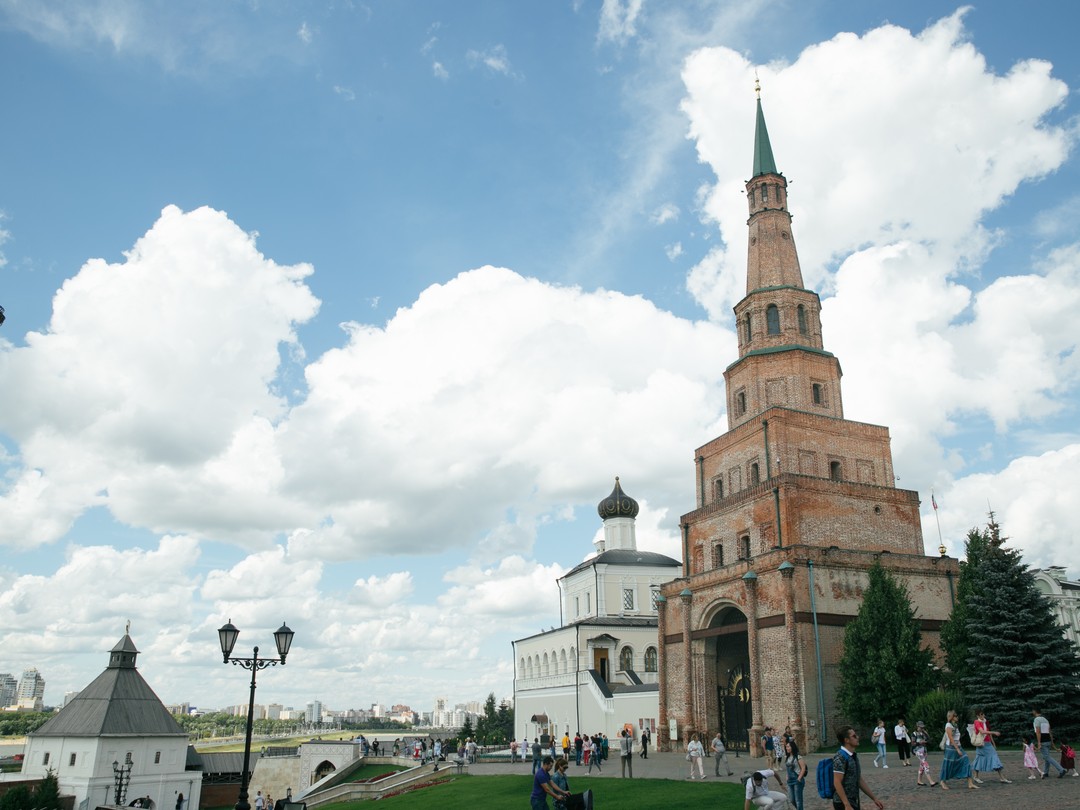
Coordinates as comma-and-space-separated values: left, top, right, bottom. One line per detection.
319, 773, 741, 810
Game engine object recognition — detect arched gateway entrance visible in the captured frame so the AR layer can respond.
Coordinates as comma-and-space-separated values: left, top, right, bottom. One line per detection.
708, 606, 751, 752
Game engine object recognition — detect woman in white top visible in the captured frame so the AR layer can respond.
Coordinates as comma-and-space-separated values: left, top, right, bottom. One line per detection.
939, 709, 979, 790
893, 718, 912, 766
687, 733, 706, 780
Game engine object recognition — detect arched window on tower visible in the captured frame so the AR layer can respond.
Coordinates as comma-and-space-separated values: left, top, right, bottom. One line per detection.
766, 304, 780, 335
797, 305, 808, 335
736, 391, 747, 416
750, 462, 760, 485
812, 383, 823, 405
761, 183, 768, 203
619, 646, 634, 672
830, 461, 842, 482
745, 313, 753, 343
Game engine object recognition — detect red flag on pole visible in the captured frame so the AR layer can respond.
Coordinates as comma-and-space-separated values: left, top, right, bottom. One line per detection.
932, 494, 938, 510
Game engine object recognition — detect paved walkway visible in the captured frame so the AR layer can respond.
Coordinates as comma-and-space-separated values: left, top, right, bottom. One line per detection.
470, 749, 1079, 808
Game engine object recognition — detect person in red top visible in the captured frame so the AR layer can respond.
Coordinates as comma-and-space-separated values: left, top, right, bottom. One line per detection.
971, 709, 1011, 783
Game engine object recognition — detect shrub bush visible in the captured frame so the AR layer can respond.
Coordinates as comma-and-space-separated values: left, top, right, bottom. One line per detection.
908, 690, 971, 746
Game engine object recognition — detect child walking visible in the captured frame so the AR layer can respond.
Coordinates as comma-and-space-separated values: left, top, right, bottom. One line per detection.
912, 721, 939, 787
1023, 735, 1040, 780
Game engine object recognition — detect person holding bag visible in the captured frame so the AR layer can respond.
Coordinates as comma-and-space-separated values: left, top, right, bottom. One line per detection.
892, 719, 911, 766
971, 709, 1011, 783
939, 709, 979, 790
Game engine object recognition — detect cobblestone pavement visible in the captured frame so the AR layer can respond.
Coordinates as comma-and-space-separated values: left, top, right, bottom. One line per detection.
469, 748, 1080, 808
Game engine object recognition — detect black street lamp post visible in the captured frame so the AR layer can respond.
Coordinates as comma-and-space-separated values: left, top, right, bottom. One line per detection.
112, 757, 132, 805
218, 621, 295, 810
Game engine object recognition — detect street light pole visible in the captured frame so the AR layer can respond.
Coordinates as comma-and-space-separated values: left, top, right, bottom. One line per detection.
113, 758, 133, 805
218, 622, 295, 810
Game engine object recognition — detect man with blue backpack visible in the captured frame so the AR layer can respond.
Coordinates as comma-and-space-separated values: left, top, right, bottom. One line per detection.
822, 726, 884, 810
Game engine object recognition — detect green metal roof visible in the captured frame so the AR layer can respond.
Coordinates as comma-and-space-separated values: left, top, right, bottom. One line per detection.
752, 97, 777, 177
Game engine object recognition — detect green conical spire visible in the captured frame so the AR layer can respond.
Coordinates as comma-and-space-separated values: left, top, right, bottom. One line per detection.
752, 82, 777, 177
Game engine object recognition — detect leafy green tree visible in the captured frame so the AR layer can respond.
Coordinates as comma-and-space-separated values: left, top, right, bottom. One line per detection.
0, 711, 52, 737
837, 563, 936, 726
939, 526, 992, 692
960, 519, 1080, 741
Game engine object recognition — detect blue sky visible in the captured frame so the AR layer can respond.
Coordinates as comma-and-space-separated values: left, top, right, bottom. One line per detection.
1, 1, 1078, 714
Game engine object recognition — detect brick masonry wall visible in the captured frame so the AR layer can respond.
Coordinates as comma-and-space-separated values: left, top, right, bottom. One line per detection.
659, 546, 957, 752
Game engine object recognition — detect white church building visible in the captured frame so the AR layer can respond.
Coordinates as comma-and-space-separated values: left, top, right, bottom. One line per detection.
513, 478, 680, 744
19, 633, 202, 810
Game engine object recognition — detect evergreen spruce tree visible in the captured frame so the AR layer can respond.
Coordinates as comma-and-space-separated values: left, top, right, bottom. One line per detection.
32, 770, 63, 810
939, 526, 992, 693
474, 693, 498, 742
459, 715, 474, 745
961, 519, 1080, 741
0, 784, 32, 810
837, 563, 935, 726
495, 701, 514, 744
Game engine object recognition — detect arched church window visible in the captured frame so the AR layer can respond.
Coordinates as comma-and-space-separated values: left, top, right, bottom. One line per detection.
619, 646, 634, 672
812, 383, 823, 405
830, 461, 842, 482
644, 647, 658, 672
736, 391, 746, 416
750, 462, 760, 485
797, 305, 807, 335
766, 304, 780, 335
761, 183, 768, 203
543, 652, 549, 676
745, 313, 753, 343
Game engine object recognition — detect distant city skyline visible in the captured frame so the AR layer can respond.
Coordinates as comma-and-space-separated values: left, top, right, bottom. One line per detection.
1, 2, 1078, 710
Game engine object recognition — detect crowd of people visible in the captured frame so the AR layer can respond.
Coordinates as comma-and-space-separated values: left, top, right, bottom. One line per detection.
741, 706, 1079, 810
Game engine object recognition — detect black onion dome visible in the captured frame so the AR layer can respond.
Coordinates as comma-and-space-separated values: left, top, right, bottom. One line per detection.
597, 476, 639, 520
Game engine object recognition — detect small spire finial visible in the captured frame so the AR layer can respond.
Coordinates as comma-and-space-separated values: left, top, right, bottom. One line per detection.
755, 74, 761, 99
125, 620, 131, 635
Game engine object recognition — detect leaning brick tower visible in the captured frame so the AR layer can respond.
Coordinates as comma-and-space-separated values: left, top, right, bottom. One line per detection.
657, 86, 958, 755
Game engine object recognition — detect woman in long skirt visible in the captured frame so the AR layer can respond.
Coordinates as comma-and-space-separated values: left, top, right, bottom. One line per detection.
940, 709, 979, 790
971, 709, 1011, 784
